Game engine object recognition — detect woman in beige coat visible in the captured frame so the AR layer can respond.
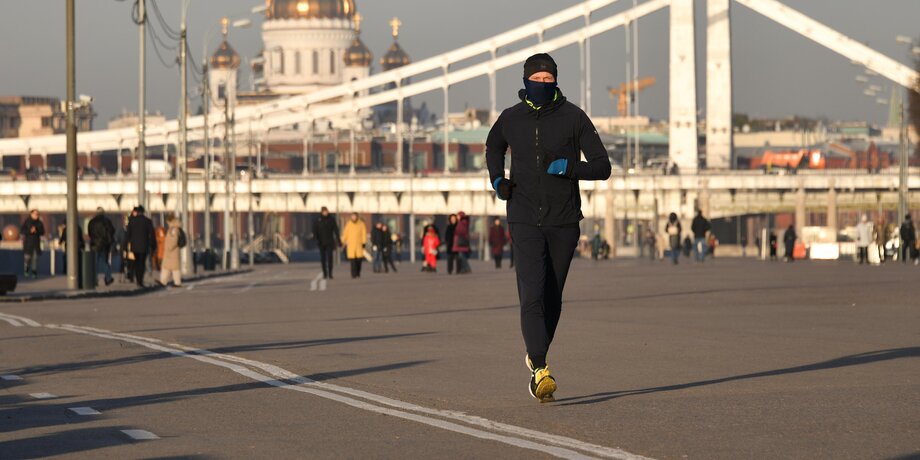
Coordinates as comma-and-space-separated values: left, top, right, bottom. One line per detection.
159, 214, 183, 287
340, 213, 367, 279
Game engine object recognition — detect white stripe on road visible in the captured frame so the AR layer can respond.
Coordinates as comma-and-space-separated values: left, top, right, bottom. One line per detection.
0, 317, 23, 327
29, 392, 56, 399
236, 282, 257, 294
0, 312, 42, 327
1, 374, 23, 381
309, 272, 323, 291
69, 406, 101, 415
48, 322, 651, 460
121, 429, 160, 440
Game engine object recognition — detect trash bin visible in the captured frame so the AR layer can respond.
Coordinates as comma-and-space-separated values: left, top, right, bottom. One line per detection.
202, 249, 216, 271
80, 249, 96, 290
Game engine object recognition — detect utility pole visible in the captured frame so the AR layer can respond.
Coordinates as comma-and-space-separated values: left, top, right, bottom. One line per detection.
230, 105, 240, 270
202, 63, 212, 252
223, 99, 231, 270
179, 0, 191, 274
137, 0, 147, 209
65, 0, 78, 290
898, 93, 908, 227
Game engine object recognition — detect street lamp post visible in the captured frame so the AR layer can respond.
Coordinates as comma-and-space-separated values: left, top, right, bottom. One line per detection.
137, 0, 147, 210
179, 0, 191, 274
65, 0, 78, 290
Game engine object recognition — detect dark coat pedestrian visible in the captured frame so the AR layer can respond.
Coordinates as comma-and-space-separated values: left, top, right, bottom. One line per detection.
125, 206, 156, 286
783, 225, 797, 261
489, 219, 508, 268
88, 210, 116, 253
313, 207, 340, 279
453, 212, 472, 274
898, 215, 916, 263
444, 214, 458, 274
665, 213, 682, 265
20, 210, 45, 277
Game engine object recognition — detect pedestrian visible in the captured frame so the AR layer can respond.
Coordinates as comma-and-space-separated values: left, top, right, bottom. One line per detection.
158, 214, 184, 287
507, 228, 514, 268
707, 233, 718, 258
125, 205, 156, 287
312, 206, 340, 279
422, 226, 440, 272
682, 235, 693, 258
19, 209, 45, 278
645, 226, 657, 261
691, 209, 711, 262
113, 214, 127, 282
855, 215, 872, 264
590, 225, 602, 260
769, 231, 778, 261
154, 224, 166, 272
783, 224, 797, 262
444, 214, 459, 274
57, 222, 85, 278
340, 213, 367, 279
665, 212, 682, 265
87, 207, 116, 286
453, 212, 472, 274
898, 214, 915, 264
486, 53, 612, 402
393, 233, 403, 263
489, 218, 508, 268
381, 224, 397, 273
371, 222, 385, 273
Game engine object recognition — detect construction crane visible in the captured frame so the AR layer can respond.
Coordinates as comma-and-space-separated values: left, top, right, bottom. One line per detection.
608, 77, 656, 117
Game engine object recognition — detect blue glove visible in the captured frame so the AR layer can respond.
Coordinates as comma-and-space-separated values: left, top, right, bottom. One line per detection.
492, 177, 513, 200
546, 158, 569, 176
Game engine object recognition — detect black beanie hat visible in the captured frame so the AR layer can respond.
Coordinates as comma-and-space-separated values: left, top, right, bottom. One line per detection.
523, 53, 557, 79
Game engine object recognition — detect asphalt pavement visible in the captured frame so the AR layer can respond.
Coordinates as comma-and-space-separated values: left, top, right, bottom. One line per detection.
0, 257, 917, 459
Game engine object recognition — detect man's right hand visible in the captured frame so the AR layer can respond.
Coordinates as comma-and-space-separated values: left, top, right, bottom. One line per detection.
492, 178, 514, 201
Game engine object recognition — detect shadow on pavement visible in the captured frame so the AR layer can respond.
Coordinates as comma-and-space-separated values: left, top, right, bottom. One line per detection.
0, 426, 133, 459
301, 360, 434, 382
202, 332, 433, 354
329, 305, 517, 322
555, 347, 920, 406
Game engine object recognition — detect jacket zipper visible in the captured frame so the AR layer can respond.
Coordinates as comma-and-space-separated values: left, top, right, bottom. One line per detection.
535, 113, 544, 227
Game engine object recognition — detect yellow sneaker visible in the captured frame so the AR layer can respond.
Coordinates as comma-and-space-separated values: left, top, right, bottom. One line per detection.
529, 366, 556, 403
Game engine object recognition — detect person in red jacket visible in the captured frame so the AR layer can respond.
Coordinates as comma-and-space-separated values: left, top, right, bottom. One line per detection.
422, 227, 440, 273
489, 218, 508, 268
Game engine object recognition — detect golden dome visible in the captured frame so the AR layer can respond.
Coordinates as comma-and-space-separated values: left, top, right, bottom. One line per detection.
210, 40, 240, 70
344, 12, 371, 67
380, 17, 410, 71
345, 38, 372, 68
266, 0, 356, 20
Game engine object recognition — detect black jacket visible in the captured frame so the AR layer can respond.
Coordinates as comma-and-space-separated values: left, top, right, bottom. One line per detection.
125, 215, 156, 254
486, 89, 611, 226
20, 217, 45, 253
88, 214, 116, 252
691, 215, 711, 238
312, 214, 340, 248
444, 223, 457, 253
899, 221, 916, 244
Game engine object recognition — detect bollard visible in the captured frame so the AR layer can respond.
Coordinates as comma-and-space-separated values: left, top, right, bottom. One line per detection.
80, 249, 96, 290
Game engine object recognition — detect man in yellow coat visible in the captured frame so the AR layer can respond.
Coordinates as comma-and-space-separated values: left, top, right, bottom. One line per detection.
340, 213, 368, 279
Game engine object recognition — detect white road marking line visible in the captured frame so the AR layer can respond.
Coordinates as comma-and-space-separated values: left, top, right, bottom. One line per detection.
69, 406, 101, 415
29, 392, 56, 399
121, 429, 159, 440
50, 322, 651, 460
0, 313, 41, 327
0, 317, 23, 327
237, 282, 257, 293
1, 374, 23, 381
309, 272, 323, 291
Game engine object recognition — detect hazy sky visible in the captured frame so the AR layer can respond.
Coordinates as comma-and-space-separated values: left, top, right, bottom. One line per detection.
1, 0, 917, 128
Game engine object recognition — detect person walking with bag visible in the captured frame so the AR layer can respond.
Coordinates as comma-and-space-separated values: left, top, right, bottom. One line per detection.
665, 213, 682, 265
486, 53, 611, 402
341, 213, 367, 279
158, 214, 184, 287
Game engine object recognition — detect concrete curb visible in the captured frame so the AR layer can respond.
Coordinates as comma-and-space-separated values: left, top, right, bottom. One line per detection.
0, 269, 253, 303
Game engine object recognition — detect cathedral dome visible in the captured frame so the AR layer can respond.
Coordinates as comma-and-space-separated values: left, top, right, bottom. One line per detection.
210, 40, 240, 70
345, 38, 372, 68
380, 17, 410, 71
266, 0, 356, 20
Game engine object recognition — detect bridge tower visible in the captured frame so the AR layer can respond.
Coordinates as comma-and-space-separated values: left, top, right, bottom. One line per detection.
668, 0, 699, 174
706, 0, 733, 169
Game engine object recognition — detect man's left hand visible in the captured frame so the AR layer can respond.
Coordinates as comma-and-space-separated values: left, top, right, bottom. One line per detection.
545, 156, 573, 177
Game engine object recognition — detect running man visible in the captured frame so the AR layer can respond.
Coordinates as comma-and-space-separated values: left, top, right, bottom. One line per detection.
486, 53, 611, 402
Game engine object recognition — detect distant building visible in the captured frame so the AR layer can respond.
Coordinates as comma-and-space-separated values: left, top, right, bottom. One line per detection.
0, 96, 94, 139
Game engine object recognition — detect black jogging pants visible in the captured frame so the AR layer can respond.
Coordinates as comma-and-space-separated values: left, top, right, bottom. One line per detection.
510, 223, 580, 370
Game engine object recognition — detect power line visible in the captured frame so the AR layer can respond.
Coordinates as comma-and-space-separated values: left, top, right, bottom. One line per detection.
148, 0, 181, 40
148, 22, 178, 69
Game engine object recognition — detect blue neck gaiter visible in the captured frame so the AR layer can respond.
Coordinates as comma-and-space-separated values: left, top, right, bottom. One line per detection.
523, 79, 557, 107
